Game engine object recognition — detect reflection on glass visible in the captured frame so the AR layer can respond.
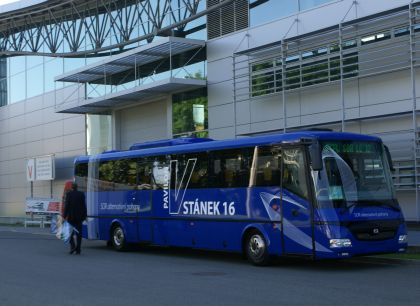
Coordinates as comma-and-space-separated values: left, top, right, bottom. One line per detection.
0, 58, 7, 106
86, 114, 112, 155
250, 0, 298, 27
9, 56, 26, 103
299, 0, 333, 11
27, 56, 44, 98
45, 57, 64, 93
250, 0, 335, 27
172, 88, 208, 138
313, 141, 397, 210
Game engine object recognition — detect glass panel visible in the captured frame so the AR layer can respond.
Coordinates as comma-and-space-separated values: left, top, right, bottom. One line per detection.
283, 148, 308, 199
44, 57, 64, 93
137, 160, 153, 190
113, 159, 138, 190
0, 58, 7, 106
27, 56, 44, 98
210, 148, 252, 188
9, 56, 26, 103
172, 88, 208, 138
250, 0, 299, 27
86, 114, 112, 155
313, 141, 397, 209
255, 146, 282, 187
75, 162, 88, 192
98, 160, 115, 191
299, 0, 333, 10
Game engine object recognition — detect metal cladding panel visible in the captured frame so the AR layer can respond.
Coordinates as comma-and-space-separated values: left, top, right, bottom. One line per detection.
207, 0, 249, 39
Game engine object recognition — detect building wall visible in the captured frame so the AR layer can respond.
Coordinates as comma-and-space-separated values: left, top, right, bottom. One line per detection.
206, 0, 420, 221
0, 87, 85, 217
207, 0, 413, 138
115, 98, 170, 150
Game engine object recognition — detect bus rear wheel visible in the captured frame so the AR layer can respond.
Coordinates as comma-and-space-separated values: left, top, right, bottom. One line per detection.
111, 225, 127, 251
245, 231, 270, 266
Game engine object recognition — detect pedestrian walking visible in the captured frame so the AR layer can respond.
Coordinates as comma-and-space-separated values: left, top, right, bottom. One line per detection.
63, 182, 87, 255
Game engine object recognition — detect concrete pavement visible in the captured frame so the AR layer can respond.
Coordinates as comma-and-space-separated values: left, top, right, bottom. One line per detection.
1, 224, 420, 247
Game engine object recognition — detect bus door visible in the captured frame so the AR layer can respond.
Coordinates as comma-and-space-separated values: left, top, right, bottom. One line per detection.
136, 161, 153, 242
281, 147, 314, 256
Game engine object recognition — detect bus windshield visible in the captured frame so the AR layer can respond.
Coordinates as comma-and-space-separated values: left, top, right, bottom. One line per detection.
312, 141, 398, 209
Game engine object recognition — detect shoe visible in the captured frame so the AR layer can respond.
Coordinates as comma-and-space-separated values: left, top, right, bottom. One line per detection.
75, 251, 81, 255
69, 249, 76, 254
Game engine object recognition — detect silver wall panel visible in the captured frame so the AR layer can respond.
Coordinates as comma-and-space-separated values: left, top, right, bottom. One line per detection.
8, 130, 25, 146
42, 121, 63, 139
208, 126, 235, 139
0, 86, 86, 217
9, 144, 26, 160
208, 103, 234, 130
118, 100, 169, 150
235, 100, 250, 125
63, 116, 85, 135
8, 101, 25, 117
208, 81, 234, 107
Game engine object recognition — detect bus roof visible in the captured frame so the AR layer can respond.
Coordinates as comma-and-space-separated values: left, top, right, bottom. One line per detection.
75, 131, 382, 163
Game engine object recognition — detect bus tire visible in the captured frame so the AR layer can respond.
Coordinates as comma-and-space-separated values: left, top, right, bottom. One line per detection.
245, 231, 270, 266
111, 225, 128, 251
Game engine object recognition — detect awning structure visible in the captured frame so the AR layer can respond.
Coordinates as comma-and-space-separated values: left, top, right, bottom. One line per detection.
55, 36, 206, 114
55, 78, 206, 114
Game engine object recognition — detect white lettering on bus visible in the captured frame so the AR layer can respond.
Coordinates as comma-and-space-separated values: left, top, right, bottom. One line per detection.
163, 189, 169, 209
182, 200, 235, 216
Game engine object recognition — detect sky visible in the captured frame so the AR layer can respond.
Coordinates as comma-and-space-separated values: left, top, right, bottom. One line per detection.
0, 0, 20, 4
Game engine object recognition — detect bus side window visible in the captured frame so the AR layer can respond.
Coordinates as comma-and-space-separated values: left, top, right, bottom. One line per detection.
186, 152, 208, 189
75, 162, 88, 192
282, 148, 308, 199
152, 156, 170, 190
113, 159, 137, 190
98, 160, 115, 191
137, 159, 152, 190
210, 148, 252, 188
255, 146, 282, 187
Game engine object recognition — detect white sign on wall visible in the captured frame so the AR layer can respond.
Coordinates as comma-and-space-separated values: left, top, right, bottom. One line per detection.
26, 159, 35, 181
26, 155, 55, 181
35, 155, 55, 181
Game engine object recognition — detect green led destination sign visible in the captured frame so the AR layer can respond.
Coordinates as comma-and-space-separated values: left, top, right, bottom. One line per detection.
323, 142, 378, 154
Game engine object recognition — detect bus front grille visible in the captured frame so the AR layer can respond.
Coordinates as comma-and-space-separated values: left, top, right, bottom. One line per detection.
347, 220, 401, 241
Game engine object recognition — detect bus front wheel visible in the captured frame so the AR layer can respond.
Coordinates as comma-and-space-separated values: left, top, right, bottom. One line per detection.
111, 225, 127, 251
245, 231, 270, 266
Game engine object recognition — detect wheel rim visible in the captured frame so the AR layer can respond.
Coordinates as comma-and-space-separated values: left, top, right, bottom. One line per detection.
249, 234, 265, 259
113, 227, 124, 247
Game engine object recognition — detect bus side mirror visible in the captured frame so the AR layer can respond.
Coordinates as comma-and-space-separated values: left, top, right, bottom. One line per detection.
384, 145, 395, 172
309, 142, 323, 171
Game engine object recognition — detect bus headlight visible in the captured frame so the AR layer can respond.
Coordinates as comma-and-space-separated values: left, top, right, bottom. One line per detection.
398, 235, 408, 243
330, 239, 352, 248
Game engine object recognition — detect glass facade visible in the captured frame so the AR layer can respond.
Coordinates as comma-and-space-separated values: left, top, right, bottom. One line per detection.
0, 58, 6, 107
172, 88, 208, 138
86, 114, 112, 155
250, 0, 335, 27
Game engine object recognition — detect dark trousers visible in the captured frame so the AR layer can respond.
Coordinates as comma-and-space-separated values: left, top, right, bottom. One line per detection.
69, 221, 83, 253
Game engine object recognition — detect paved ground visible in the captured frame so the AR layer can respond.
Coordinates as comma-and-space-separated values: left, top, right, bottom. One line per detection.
407, 229, 420, 246
0, 226, 420, 306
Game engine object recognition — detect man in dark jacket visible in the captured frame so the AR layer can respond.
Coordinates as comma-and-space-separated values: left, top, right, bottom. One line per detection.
64, 182, 87, 255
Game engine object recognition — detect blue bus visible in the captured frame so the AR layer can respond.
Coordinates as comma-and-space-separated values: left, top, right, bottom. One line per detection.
74, 131, 407, 265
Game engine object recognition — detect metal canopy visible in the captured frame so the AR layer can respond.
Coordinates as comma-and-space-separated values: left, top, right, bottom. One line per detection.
55, 36, 206, 85
55, 77, 206, 114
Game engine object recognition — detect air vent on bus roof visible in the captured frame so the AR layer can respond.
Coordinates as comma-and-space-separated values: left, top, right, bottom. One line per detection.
129, 137, 214, 151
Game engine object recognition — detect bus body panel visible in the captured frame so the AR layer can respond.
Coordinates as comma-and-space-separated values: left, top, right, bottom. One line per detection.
74, 131, 407, 261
